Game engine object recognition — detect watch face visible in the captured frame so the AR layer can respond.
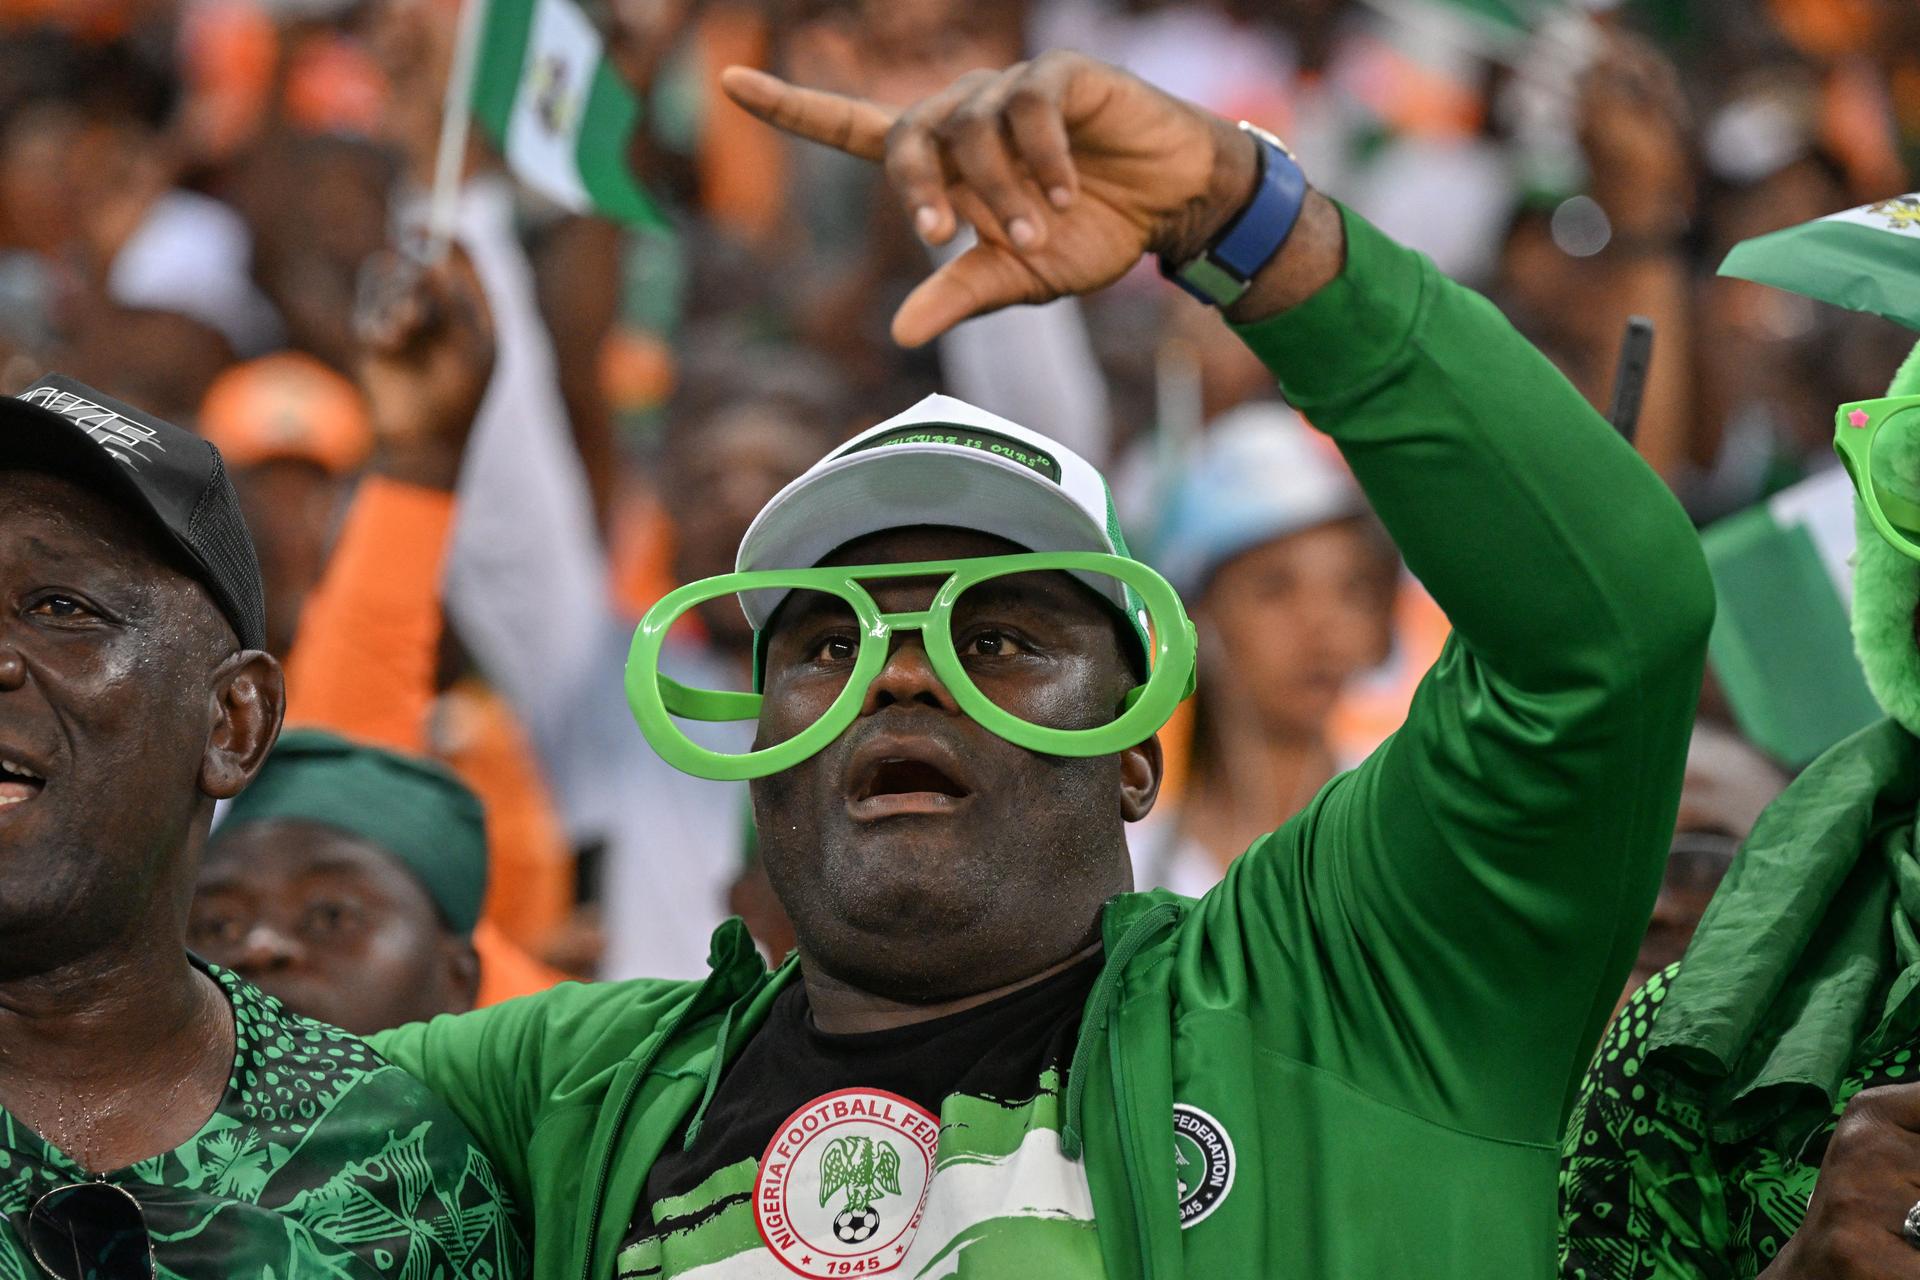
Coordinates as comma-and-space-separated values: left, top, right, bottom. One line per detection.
1173, 254, 1252, 307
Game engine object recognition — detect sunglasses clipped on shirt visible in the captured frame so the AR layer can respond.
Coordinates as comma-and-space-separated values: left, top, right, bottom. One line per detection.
25, 1179, 154, 1280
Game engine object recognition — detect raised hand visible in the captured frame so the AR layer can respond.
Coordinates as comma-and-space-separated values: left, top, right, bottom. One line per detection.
353, 245, 495, 491
721, 51, 1335, 346
1576, 33, 1692, 239
1762, 1084, 1920, 1277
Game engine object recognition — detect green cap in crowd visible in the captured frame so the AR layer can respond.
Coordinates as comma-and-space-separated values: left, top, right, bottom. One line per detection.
218, 728, 489, 934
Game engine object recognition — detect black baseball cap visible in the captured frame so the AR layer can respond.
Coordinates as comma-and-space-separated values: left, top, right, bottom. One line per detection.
0, 374, 268, 650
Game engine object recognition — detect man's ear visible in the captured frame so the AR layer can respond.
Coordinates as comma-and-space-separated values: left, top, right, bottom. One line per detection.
201, 651, 286, 800
444, 937, 482, 1014
1119, 731, 1164, 823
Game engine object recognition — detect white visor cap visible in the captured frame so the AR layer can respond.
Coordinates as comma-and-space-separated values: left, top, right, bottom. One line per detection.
734, 394, 1131, 630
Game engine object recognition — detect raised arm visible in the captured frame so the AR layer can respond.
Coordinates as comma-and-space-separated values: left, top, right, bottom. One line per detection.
284, 251, 495, 749
1213, 193, 1710, 1143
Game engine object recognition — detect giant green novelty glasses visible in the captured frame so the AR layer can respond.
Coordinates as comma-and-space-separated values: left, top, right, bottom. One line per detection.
625, 552, 1197, 781
1837, 395, 1920, 561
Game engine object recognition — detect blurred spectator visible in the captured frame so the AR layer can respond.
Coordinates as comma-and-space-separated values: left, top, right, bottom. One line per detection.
1490, 32, 1696, 484
193, 729, 490, 1035
1135, 402, 1398, 893
225, 134, 398, 371
0, 30, 278, 411
654, 344, 853, 661
360, 0, 634, 980
178, 0, 387, 163
65, 302, 234, 422
1033, 0, 1296, 127
1685, 108, 1910, 517
198, 351, 373, 657
62, 38, 278, 350
1623, 720, 1791, 1002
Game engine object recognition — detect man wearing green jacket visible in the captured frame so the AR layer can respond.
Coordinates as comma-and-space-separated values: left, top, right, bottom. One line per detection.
373, 52, 1713, 1279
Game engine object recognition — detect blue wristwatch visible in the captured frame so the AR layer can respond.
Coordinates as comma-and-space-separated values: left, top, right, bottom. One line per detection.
1160, 122, 1307, 308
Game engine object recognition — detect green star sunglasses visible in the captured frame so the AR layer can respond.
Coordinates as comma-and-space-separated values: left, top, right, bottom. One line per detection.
1835, 394, 1920, 561
624, 551, 1198, 781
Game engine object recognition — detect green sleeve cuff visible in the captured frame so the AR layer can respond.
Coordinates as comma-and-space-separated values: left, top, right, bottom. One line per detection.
1229, 204, 1431, 411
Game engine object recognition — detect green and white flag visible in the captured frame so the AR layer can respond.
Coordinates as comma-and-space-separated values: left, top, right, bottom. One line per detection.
1719, 194, 1920, 331
466, 0, 666, 228
1703, 467, 1882, 768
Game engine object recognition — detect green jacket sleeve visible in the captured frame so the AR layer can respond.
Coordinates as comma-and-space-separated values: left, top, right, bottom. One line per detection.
369, 977, 701, 1211
1193, 205, 1713, 1145
371, 996, 546, 1208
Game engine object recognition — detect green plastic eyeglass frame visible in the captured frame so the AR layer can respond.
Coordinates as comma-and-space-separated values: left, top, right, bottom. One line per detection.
624, 551, 1198, 781
1836, 394, 1920, 562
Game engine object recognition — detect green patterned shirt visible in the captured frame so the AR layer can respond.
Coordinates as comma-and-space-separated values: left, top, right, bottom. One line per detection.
0, 962, 527, 1280
1559, 964, 1920, 1279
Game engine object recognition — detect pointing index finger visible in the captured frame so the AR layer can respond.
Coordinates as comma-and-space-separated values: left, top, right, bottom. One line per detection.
720, 65, 894, 162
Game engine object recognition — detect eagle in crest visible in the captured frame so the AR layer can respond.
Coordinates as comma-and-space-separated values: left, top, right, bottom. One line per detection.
818, 1135, 903, 1214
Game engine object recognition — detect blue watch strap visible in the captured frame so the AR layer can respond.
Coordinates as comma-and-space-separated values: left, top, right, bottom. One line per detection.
1212, 134, 1307, 279
1161, 124, 1307, 307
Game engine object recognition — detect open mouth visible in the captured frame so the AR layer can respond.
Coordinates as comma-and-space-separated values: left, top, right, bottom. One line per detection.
0, 756, 45, 808
847, 754, 972, 820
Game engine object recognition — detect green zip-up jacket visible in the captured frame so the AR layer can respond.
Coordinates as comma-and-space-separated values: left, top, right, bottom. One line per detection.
372, 206, 1713, 1280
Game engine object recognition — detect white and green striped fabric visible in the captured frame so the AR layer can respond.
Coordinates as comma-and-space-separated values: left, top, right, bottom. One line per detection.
617, 1069, 1102, 1278
1719, 194, 1920, 331
1703, 467, 1882, 768
469, 0, 665, 228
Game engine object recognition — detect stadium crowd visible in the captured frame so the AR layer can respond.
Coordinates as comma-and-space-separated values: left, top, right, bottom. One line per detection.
2, 0, 1920, 1276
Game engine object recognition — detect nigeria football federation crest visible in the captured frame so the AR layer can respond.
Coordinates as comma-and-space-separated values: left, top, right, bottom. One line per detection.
1173, 1104, 1235, 1228
754, 1088, 940, 1277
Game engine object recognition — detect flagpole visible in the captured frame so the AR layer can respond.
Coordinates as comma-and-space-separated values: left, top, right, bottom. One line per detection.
426, 0, 489, 263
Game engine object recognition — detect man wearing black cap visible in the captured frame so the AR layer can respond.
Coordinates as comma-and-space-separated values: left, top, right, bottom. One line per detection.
0, 376, 525, 1278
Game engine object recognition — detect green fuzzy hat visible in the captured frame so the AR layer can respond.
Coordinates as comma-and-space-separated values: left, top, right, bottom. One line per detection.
1852, 339, 1920, 734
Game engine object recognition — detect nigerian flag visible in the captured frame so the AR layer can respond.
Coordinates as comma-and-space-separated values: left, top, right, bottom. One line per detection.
468, 0, 666, 228
1719, 194, 1920, 331
1703, 467, 1881, 768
